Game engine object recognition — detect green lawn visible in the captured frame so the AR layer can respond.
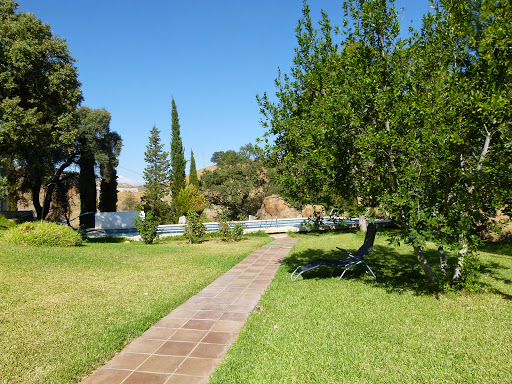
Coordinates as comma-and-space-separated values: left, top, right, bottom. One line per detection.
0, 235, 271, 384
209, 230, 512, 384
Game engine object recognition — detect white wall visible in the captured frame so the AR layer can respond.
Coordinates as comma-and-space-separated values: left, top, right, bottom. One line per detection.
95, 212, 139, 229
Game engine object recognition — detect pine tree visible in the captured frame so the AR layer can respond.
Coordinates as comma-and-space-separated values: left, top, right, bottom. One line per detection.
170, 98, 186, 199
140, 125, 170, 223
188, 149, 199, 188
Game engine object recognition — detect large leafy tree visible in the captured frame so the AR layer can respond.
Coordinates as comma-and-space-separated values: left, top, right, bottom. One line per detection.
201, 144, 266, 218
0, 0, 82, 219
259, 0, 511, 286
140, 125, 170, 224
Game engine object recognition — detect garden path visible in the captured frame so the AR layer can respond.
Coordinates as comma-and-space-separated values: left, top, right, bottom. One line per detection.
81, 236, 298, 384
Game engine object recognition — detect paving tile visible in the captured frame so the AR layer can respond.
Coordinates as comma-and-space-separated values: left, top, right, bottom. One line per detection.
166, 374, 210, 384
222, 286, 243, 293
208, 297, 237, 305
153, 318, 188, 329
226, 303, 257, 312
122, 371, 170, 384
103, 352, 149, 370
200, 303, 230, 311
219, 311, 249, 322
166, 309, 198, 319
211, 320, 245, 333
175, 358, 221, 376
141, 327, 178, 340
182, 319, 216, 331
201, 331, 237, 345
194, 291, 219, 298
81, 369, 131, 384
190, 343, 230, 359
191, 310, 223, 320
176, 302, 206, 311
124, 339, 165, 354
186, 296, 211, 304
155, 341, 197, 356
169, 329, 207, 342
137, 355, 185, 374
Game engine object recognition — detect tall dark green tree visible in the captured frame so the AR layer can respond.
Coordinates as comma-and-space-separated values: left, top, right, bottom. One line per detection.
98, 131, 122, 212
170, 98, 186, 200
188, 149, 199, 188
76, 107, 121, 228
140, 125, 170, 223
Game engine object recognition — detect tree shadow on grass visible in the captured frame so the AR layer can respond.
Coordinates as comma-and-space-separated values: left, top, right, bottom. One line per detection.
283, 244, 442, 294
86, 236, 129, 244
478, 260, 512, 300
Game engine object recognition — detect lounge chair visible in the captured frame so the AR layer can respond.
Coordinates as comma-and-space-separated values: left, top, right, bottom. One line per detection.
291, 223, 378, 281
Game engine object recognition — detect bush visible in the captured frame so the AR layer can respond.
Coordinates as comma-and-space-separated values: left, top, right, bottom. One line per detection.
176, 185, 206, 216
1, 221, 82, 246
218, 213, 246, 242
184, 210, 207, 244
133, 211, 160, 244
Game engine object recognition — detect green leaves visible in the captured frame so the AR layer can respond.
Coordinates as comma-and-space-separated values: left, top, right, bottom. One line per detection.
259, 0, 512, 285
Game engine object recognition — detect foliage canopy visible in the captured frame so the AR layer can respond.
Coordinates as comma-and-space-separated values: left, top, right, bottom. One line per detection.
258, 0, 512, 285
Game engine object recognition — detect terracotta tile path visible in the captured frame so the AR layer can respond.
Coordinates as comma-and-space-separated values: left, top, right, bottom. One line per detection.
81, 236, 298, 384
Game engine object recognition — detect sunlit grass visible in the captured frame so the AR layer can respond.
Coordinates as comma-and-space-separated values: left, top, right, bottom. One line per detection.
0, 235, 271, 384
210, 230, 512, 383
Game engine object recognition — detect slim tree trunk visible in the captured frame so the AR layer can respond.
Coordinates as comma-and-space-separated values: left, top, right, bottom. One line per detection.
32, 182, 42, 220
438, 246, 448, 276
359, 215, 367, 232
452, 236, 468, 282
413, 246, 438, 286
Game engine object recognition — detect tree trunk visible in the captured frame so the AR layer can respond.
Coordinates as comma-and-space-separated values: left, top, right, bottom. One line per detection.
359, 215, 367, 232
452, 238, 468, 282
438, 246, 448, 276
413, 246, 438, 286
41, 183, 57, 221
31, 182, 42, 220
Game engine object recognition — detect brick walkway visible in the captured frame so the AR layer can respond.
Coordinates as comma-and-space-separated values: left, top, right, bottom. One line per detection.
81, 237, 298, 384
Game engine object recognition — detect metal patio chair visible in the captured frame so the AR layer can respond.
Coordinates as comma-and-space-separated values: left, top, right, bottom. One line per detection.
291, 223, 378, 281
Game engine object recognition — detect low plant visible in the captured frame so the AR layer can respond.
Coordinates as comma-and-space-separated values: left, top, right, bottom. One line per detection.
218, 213, 246, 242
183, 210, 207, 244
133, 210, 159, 244
1, 221, 82, 246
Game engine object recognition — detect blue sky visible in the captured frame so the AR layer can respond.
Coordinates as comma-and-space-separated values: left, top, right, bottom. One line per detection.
17, 0, 432, 185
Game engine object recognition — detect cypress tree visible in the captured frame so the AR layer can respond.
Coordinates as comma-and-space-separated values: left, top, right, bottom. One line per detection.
189, 149, 199, 188
98, 132, 122, 212
170, 98, 186, 199
141, 125, 170, 223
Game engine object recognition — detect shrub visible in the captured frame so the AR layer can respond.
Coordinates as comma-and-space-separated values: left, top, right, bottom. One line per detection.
133, 210, 160, 244
184, 210, 207, 244
218, 213, 246, 242
176, 184, 206, 216
1, 221, 82, 246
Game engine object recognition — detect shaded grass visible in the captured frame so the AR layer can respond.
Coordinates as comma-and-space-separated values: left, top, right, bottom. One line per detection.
0, 235, 271, 384
210, 230, 512, 384
0, 215, 16, 231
